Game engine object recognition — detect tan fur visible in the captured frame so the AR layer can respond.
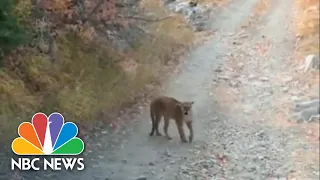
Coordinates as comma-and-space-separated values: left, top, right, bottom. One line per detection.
149, 96, 194, 143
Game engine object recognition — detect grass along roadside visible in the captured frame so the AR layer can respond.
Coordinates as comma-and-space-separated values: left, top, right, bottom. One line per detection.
294, 0, 319, 55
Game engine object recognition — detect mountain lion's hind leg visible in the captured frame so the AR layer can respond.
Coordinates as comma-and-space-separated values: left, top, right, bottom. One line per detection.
163, 116, 172, 140
155, 114, 162, 136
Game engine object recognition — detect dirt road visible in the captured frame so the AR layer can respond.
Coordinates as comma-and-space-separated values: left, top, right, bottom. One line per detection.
9, 0, 319, 179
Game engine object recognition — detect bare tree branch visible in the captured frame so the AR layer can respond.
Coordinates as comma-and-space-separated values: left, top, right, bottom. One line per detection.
77, 0, 86, 19
116, 15, 173, 22
114, 2, 137, 8
79, 0, 107, 24
89, 0, 106, 17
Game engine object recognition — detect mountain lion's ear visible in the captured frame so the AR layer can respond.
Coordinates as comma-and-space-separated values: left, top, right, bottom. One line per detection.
188, 101, 194, 107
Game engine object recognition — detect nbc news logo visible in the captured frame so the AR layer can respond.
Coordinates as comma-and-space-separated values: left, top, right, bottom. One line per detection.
11, 112, 85, 171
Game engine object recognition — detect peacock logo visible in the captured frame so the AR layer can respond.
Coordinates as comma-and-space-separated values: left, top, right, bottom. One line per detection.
11, 112, 84, 155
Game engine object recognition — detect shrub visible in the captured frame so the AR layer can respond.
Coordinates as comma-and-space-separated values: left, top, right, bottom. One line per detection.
0, 0, 26, 62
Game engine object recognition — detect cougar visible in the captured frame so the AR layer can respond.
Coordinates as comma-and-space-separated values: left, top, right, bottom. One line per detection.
149, 96, 194, 143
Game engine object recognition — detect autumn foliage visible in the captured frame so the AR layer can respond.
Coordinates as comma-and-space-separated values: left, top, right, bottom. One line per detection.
33, 0, 125, 40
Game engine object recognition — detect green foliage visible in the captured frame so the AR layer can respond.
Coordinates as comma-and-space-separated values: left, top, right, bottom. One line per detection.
0, 0, 26, 61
